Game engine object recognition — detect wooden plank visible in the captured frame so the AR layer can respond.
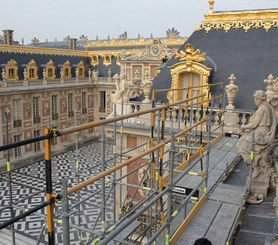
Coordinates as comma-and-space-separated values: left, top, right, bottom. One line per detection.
170, 193, 207, 245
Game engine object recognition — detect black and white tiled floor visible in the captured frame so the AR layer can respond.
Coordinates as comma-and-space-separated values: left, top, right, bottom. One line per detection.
0, 142, 115, 244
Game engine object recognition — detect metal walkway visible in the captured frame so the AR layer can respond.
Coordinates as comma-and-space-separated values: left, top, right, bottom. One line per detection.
175, 136, 247, 245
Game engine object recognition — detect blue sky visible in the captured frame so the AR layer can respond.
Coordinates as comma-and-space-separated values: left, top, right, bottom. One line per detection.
0, 0, 277, 43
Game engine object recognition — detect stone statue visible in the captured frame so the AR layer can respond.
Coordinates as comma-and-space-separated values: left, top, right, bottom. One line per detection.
108, 68, 111, 78
43, 68, 46, 80
111, 72, 130, 103
23, 68, 28, 80
92, 70, 98, 82
237, 90, 277, 179
75, 68, 79, 78
1, 68, 6, 81
225, 74, 238, 110
60, 68, 63, 78
88, 68, 92, 78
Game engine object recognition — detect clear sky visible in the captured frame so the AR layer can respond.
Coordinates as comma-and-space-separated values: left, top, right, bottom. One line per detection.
0, 0, 277, 43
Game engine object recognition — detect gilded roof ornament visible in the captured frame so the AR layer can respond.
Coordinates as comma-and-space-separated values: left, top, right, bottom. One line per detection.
208, 0, 215, 14
196, 9, 278, 33
175, 44, 206, 62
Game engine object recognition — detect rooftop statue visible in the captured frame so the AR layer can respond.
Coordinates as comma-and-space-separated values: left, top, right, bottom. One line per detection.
237, 90, 277, 179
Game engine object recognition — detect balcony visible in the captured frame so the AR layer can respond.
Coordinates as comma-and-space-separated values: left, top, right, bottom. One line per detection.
13, 119, 22, 128
52, 113, 59, 120
33, 116, 41, 124
68, 111, 74, 117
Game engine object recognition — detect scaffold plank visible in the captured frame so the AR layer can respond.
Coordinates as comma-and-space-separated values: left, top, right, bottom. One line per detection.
176, 200, 221, 245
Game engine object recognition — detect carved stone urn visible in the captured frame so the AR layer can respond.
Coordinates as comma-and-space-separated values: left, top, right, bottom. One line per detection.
225, 74, 239, 110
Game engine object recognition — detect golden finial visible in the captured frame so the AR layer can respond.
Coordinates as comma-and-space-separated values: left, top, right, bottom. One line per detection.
209, 0, 215, 14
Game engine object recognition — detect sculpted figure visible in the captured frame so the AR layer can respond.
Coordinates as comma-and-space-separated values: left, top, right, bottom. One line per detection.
111, 72, 130, 103
237, 90, 277, 178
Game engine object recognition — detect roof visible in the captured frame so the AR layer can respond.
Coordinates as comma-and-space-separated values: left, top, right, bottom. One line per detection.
153, 26, 278, 110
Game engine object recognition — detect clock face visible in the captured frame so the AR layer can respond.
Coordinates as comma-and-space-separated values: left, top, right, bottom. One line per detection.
150, 44, 161, 57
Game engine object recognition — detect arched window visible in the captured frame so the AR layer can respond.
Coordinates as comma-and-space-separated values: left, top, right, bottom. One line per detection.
5, 59, 19, 80
27, 59, 38, 80
46, 59, 56, 79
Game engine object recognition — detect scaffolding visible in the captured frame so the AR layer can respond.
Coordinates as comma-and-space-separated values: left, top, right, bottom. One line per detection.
0, 83, 225, 244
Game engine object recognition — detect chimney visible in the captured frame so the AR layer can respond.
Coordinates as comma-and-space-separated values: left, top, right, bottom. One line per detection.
69, 38, 77, 50
3, 29, 14, 45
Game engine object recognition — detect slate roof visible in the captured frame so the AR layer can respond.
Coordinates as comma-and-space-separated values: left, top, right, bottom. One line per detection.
152, 27, 278, 110
0, 52, 90, 80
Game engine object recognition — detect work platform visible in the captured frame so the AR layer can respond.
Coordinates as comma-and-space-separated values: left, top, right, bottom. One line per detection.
175, 136, 248, 245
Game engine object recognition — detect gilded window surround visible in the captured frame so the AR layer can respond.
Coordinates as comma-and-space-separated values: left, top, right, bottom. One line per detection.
167, 61, 211, 105
196, 9, 278, 33
6, 59, 19, 80
63, 60, 72, 78
77, 60, 85, 78
91, 55, 99, 66
168, 44, 211, 104
46, 59, 56, 79
103, 55, 112, 66
27, 59, 38, 80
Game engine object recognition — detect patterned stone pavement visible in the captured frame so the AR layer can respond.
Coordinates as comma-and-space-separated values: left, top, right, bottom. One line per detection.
0, 141, 115, 244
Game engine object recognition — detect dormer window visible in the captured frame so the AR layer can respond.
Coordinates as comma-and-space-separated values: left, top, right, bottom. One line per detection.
5, 59, 19, 80
46, 59, 56, 79
27, 59, 38, 80
77, 60, 85, 78
103, 55, 111, 66
63, 60, 71, 79
91, 55, 99, 66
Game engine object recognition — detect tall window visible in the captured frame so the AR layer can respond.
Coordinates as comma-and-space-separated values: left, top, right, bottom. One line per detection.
34, 130, 40, 152
48, 68, 53, 78
99, 91, 106, 113
12, 99, 22, 127
29, 68, 35, 79
82, 92, 87, 114
68, 93, 74, 117
52, 95, 58, 120
65, 68, 69, 78
8, 69, 15, 79
33, 97, 40, 124
14, 135, 21, 157
178, 73, 200, 104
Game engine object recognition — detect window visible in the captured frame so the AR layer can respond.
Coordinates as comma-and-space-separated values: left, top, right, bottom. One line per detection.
5, 59, 19, 80
99, 91, 106, 113
33, 97, 40, 124
12, 99, 22, 128
63, 60, 71, 79
52, 95, 58, 120
65, 68, 69, 78
34, 130, 40, 152
27, 59, 38, 80
48, 69, 53, 78
68, 93, 74, 117
82, 92, 87, 114
14, 135, 21, 157
150, 65, 159, 80
29, 68, 35, 79
77, 60, 85, 77
8, 69, 15, 79
178, 73, 200, 104
46, 59, 56, 79
132, 65, 142, 79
